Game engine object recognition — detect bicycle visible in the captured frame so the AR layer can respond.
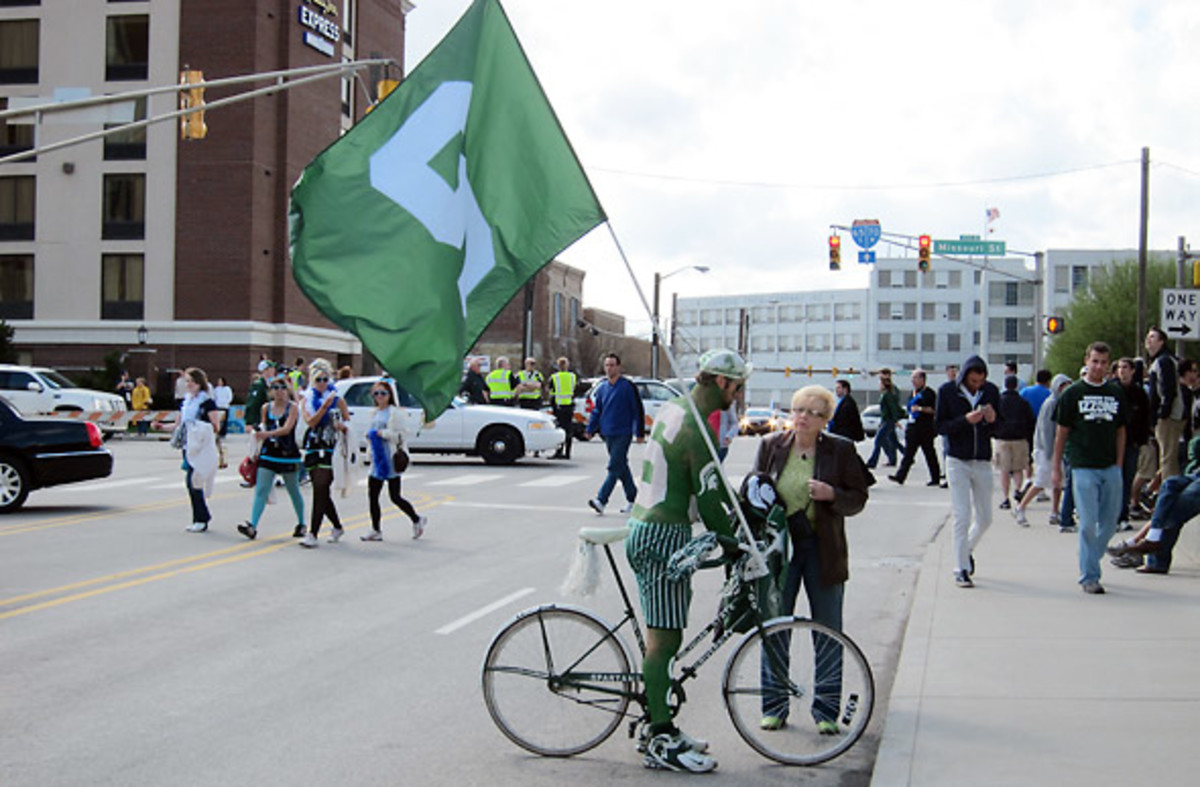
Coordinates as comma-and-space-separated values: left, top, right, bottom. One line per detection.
480, 518, 875, 767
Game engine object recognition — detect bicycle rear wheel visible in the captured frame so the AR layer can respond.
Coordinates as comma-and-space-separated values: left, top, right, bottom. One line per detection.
722, 617, 874, 765
482, 605, 633, 757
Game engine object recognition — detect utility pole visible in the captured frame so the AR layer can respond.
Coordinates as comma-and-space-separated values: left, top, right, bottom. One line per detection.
1178, 236, 1190, 357
1137, 146, 1150, 346
651, 272, 661, 379
1033, 251, 1044, 372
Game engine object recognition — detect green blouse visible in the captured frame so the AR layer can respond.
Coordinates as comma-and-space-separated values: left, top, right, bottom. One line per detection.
778, 449, 815, 521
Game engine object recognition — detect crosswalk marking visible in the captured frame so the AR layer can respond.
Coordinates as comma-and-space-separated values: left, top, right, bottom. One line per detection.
518, 474, 589, 488
60, 477, 167, 493
425, 474, 504, 487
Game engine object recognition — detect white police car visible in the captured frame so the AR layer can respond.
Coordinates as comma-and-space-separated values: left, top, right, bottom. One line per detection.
335, 377, 564, 465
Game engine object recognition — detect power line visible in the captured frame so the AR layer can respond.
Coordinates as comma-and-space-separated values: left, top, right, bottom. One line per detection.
591, 159, 1139, 192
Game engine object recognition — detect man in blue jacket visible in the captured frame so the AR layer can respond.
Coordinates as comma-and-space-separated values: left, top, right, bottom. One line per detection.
586, 353, 646, 514
936, 355, 1003, 588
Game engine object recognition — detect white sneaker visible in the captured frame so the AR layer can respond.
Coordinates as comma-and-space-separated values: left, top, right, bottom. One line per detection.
587, 498, 605, 515
1014, 508, 1029, 527
300, 533, 318, 548
360, 530, 383, 542
412, 515, 427, 540
644, 731, 717, 773
327, 527, 345, 543
620, 500, 635, 514
186, 522, 208, 533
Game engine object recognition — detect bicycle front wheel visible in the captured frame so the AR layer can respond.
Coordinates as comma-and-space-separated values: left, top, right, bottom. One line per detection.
722, 617, 874, 766
482, 605, 633, 757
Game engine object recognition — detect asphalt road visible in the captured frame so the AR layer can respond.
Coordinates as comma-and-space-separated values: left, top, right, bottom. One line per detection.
0, 432, 950, 786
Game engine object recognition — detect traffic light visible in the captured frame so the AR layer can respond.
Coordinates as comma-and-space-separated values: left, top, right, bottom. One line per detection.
1044, 315, 1065, 335
179, 69, 207, 140
829, 235, 841, 271
365, 78, 401, 114
918, 234, 931, 273
1193, 260, 1200, 288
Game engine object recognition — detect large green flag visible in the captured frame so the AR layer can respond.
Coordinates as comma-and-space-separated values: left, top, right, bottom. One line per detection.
289, 0, 605, 418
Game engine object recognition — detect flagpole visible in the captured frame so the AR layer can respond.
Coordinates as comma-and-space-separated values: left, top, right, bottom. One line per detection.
604, 223, 768, 579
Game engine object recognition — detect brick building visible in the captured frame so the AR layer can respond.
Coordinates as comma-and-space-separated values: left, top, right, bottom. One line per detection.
0, 0, 410, 396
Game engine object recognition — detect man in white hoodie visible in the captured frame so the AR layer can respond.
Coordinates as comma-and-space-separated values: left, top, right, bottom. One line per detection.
1012, 374, 1073, 527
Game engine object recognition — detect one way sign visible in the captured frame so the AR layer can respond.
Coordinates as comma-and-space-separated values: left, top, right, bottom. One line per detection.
1161, 289, 1200, 340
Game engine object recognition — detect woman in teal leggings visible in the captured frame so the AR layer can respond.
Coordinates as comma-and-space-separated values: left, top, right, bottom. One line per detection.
237, 378, 305, 539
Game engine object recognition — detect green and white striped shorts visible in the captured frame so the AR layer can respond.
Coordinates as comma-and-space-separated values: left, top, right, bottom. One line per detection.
625, 519, 693, 630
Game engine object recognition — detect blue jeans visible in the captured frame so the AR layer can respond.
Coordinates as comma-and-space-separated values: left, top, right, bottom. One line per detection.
1060, 461, 1074, 525
1071, 465, 1122, 584
597, 433, 637, 506
867, 421, 901, 467
761, 535, 845, 723
184, 463, 210, 524
1145, 474, 1200, 571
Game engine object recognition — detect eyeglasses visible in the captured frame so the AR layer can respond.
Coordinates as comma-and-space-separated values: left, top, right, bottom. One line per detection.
792, 407, 828, 419
371, 390, 389, 397
313, 376, 329, 384
270, 384, 288, 391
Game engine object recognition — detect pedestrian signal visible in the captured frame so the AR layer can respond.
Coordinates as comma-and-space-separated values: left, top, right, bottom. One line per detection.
829, 235, 841, 271
1044, 316, 1064, 335
918, 235, 931, 273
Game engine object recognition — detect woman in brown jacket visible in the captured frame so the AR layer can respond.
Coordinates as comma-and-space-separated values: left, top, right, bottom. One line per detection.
751, 384, 873, 733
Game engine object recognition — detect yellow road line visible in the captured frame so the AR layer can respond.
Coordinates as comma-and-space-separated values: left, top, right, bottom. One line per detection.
0, 492, 451, 620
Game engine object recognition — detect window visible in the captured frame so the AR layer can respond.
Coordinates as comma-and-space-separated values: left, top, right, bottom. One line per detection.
835, 333, 860, 351
342, 0, 355, 45
570, 297, 580, 330
0, 98, 35, 158
101, 253, 143, 320
553, 292, 563, 336
1072, 265, 1089, 291
807, 333, 829, 352
903, 302, 917, 320
106, 15, 149, 81
922, 333, 935, 351
1054, 265, 1070, 293
970, 271, 979, 286
0, 19, 38, 83
724, 308, 740, 323
973, 330, 981, 346
0, 176, 35, 240
948, 270, 962, 288
807, 303, 830, 321
877, 333, 891, 351
903, 333, 916, 351
779, 304, 802, 322
974, 300, 981, 315
877, 302, 890, 320
1005, 281, 1019, 306
102, 174, 145, 239
903, 270, 917, 288
700, 309, 720, 326
752, 305, 774, 323
878, 270, 891, 288
103, 96, 147, 160
0, 254, 33, 319
752, 335, 775, 352
340, 55, 353, 117
948, 333, 961, 352
834, 302, 860, 321
947, 302, 962, 321
921, 302, 936, 321
676, 308, 695, 326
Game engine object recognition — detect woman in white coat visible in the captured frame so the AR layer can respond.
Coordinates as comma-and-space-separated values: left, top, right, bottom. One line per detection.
361, 379, 427, 541
179, 367, 222, 533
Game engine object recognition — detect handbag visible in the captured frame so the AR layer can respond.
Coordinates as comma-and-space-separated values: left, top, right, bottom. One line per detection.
392, 446, 410, 473
239, 455, 258, 485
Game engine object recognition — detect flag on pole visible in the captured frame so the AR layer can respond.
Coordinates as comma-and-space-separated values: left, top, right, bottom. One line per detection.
985, 207, 1000, 223
289, 0, 605, 418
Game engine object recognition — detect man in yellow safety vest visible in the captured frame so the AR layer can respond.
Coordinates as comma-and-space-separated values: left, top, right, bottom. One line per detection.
550, 356, 578, 459
516, 357, 544, 411
486, 357, 516, 405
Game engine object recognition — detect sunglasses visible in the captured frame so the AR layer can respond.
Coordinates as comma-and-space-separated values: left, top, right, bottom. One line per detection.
270, 384, 288, 391
313, 376, 329, 384
371, 390, 389, 397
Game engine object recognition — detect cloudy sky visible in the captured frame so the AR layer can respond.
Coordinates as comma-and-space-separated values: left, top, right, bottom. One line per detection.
403, 0, 1200, 336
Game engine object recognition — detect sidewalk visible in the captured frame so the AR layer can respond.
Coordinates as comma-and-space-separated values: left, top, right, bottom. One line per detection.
871, 502, 1200, 786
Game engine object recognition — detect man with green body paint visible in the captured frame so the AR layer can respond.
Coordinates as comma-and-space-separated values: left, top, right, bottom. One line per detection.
626, 348, 753, 773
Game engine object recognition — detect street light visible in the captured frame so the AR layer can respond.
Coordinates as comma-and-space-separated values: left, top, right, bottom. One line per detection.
137, 324, 148, 345
652, 265, 709, 379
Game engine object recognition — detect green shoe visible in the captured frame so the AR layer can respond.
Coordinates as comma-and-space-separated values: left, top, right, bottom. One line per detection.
759, 715, 786, 731
816, 720, 839, 735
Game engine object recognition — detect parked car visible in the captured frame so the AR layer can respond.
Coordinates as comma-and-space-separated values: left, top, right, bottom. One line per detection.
0, 395, 114, 513
861, 404, 882, 436
334, 377, 564, 465
573, 377, 683, 440
0, 364, 127, 435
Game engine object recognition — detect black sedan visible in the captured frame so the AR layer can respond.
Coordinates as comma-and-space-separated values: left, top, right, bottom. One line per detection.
0, 396, 114, 513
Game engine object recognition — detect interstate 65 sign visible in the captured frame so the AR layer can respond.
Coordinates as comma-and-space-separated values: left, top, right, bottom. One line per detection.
851, 219, 881, 264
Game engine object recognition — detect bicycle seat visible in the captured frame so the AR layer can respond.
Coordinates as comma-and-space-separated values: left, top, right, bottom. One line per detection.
578, 525, 630, 545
